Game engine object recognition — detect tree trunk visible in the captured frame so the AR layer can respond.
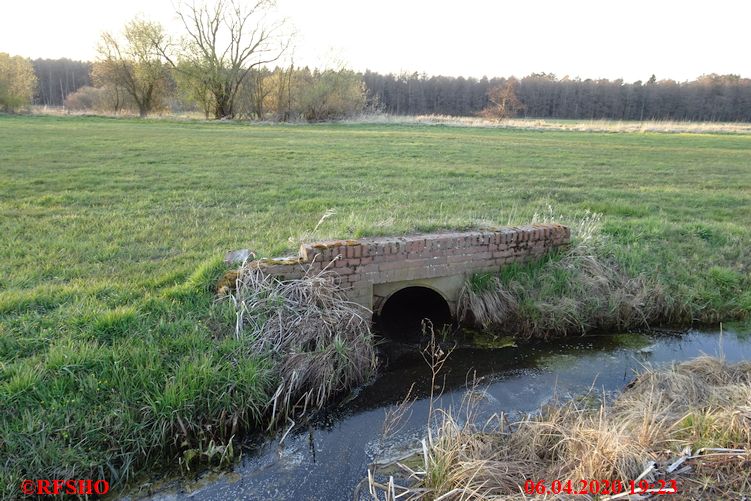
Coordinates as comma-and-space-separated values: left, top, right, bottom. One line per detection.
211, 83, 235, 119
214, 96, 231, 119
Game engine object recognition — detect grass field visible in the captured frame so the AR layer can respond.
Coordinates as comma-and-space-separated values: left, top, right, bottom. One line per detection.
1, 114, 750, 496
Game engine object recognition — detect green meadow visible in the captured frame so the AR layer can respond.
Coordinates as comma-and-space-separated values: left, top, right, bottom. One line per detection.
1, 114, 750, 496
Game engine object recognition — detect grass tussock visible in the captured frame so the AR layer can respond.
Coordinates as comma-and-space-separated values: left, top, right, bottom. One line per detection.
230, 265, 377, 426
393, 357, 751, 500
459, 212, 672, 338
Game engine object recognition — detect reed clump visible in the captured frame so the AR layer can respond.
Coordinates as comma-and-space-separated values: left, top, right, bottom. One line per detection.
231, 264, 377, 425
458, 212, 669, 338
397, 357, 751, 500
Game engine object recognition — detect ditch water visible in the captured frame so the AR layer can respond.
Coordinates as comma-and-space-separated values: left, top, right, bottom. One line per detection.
136, 326, 751, 501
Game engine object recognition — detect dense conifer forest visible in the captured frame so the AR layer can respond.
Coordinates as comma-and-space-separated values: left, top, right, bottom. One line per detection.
29, 58, 751, 121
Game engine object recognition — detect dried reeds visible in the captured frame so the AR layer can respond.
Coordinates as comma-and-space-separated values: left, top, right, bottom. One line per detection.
343, 113, 751, 135
231, 264, 377, 426
369, 356, 751, 500
458, 212, 667, 338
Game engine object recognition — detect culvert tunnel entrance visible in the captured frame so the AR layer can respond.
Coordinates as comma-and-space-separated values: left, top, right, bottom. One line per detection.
374, 286, 453, 340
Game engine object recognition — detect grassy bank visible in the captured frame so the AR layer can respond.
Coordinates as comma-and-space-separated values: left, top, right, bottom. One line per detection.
1, 114, 751, 496
386, 356, 751, 500
457, 212, 743, 338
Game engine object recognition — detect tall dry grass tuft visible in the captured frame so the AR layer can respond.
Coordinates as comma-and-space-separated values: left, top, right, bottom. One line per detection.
231, 265, 377, 426
392, 357, 751, 500
458, 275, 518, 330
458, 211, 668, 338
422, 411, 531, 498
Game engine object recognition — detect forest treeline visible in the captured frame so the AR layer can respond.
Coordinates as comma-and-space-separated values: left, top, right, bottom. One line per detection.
364, 72, 751, 122
3, 1, 750, 122
11, 56, 751, 122
32, 58, 91, 107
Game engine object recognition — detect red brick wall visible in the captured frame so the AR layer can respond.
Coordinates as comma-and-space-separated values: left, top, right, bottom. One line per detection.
249, 224, 570, 291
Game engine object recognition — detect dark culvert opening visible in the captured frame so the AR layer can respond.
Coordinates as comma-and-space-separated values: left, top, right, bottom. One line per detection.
374, 286, 453, 340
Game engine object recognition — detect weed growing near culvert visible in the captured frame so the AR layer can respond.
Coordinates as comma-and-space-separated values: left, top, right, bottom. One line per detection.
458, 213, 670, 337
228, 265, 377, 426
459, 209, 751, 337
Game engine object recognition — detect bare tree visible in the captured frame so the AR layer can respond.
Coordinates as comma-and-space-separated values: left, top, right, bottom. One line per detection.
156, 0, 288, 119
481, 78, 523, 120
96, 19, 168, 117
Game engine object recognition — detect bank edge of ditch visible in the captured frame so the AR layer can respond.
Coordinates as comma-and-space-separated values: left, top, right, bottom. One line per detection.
2, 217, 750, 499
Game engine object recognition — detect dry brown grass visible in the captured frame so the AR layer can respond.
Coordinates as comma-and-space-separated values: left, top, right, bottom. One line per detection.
458, 213, 668, 339
372, 357, 751, 500
347, 113, 751, 134
29, 107, 751, 134
231, 265, 377, 426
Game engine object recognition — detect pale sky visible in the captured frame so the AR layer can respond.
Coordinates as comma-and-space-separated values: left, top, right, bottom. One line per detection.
1, 0, 749, 82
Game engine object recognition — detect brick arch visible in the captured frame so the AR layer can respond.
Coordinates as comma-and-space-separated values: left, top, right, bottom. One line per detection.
374, 285, 453, 336
373, 282, 452, 317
